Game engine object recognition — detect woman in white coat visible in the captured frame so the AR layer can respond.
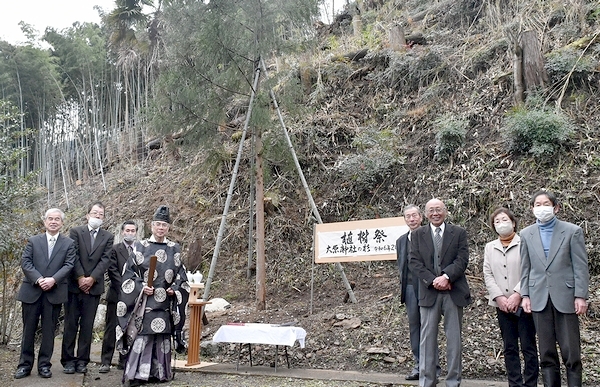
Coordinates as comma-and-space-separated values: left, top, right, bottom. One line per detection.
483, 207, 538, 387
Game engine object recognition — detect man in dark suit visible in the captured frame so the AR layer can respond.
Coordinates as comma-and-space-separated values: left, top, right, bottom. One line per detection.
15, 208, 76, 379
396, 205, 428, 380
409, 198, 471, 387
61, 201, 114, 374
520, 190, 589, 387
99, 220, 137, 373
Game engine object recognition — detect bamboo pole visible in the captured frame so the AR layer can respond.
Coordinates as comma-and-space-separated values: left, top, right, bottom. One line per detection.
94, 130, 107, 194
60, 159, 70, 210
255, 124, 266, 311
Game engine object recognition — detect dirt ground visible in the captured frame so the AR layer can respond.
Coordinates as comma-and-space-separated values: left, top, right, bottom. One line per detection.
2, 267, 600, 386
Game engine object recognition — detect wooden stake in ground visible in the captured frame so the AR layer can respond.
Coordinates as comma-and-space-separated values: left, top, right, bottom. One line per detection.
255, 123, 266, 311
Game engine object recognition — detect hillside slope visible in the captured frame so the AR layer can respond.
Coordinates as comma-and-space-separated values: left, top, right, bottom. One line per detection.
25, 0, 600, 383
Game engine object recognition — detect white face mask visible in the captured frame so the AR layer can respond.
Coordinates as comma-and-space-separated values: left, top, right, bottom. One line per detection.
88, 217, 103, 229
533, 206, 555, 223
123, 235, 136, 243
494, 222, 514, 236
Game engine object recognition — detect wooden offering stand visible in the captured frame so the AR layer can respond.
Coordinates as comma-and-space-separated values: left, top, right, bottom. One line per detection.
186, 282, 211, 366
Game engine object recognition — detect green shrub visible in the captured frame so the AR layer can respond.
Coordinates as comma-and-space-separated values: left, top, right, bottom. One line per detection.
501, 107, 574, 159
468, 39, 509, 76
545, 47, 595, 85
334, 128, 405, 191
434, 114, 468, 162
587, 7, 600, 23
360, 22, 384, 49
335, 147, 404, 191
369, 48, 447, 94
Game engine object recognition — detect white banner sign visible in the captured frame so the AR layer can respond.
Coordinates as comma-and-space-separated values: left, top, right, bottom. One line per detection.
314, 217, 408, 263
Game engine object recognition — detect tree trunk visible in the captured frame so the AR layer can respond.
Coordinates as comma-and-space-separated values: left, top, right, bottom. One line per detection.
247, 128, 256, 280
353, 15, 362, 39
513, 41, 524, 104
520, 30, 547, 94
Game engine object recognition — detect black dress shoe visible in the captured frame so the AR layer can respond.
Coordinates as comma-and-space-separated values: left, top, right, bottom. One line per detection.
76, 364, 88, 374
38, 367, 52, 378
14, 367, 31, 379
122, 379, 141, 387
63, 365, 76, 374
405, 371, 419, 380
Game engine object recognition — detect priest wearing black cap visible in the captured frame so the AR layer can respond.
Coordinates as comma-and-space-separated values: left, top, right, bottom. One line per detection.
116, 206, 190, 386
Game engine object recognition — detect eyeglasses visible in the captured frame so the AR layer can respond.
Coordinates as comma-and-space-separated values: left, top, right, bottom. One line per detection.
404, 213, 421, 219
89, 211, 105, 217
153, 221, 170, 228
427, 208, 445, 214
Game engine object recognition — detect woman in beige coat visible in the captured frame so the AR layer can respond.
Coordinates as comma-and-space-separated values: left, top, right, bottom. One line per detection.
483, 208, 538, 387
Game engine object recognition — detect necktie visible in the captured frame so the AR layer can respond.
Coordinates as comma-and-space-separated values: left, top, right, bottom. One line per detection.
434, 227, 442, 252
434, 227, 442, 275
48, 237, 56, 259
90, 229, 97, 248
127, 245, 133, 255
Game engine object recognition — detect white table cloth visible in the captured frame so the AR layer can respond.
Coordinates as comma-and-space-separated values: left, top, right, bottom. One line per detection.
213, 323, 306, 348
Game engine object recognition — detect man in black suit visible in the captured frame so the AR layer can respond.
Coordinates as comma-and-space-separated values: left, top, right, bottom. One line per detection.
61, 202, 114, 374
99, 220, 137, 373
15, 208, 76, 379
396, 204, 423, 380
409, 198, 471, 387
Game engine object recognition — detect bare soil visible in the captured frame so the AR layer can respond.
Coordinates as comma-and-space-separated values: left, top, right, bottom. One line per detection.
3, 270, 600, 387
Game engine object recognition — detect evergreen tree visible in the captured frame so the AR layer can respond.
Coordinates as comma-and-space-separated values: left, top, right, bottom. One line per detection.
153, 0, 321, 140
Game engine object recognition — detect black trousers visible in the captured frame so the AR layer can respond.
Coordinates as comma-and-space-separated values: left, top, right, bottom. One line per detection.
497, 308, 539, 387
61, 292, 100, 367
100, 300, 125, 366
532, 298, 582, 387
18, 295, 61, 371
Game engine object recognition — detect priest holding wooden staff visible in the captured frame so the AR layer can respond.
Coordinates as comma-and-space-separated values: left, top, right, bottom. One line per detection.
116, 205, 190, 386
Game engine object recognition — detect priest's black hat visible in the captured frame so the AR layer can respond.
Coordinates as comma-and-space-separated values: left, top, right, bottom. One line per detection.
153, 205, 171, 223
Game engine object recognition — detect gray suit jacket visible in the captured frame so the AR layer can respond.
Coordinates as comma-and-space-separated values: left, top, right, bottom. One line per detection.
520, 219, 589, 313
17, 233, 76, 304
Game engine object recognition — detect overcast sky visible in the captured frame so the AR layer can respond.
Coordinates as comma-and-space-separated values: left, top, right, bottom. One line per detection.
0, 0, 345, 45
0, 0, 117, 44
